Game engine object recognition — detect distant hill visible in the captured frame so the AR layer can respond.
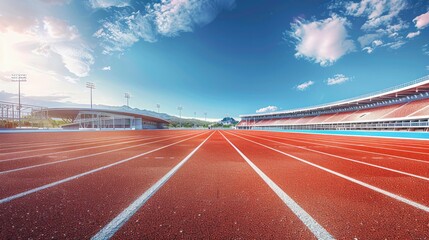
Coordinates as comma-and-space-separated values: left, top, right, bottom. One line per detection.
219, 117, 238, 125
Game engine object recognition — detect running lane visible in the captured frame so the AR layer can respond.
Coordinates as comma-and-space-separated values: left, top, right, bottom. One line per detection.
0, 131, 194, 172
222, 131, 429, 239
237, 131, 429, 176
232, 131, 429, 207
110, 131, 317, 239
0, 130, 191, 163
0, 131, 204, 198
0, 131, 212, 239
245, 131, 429, 161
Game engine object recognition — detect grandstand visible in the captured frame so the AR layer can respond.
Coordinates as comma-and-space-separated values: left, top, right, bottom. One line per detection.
237, 75, 429, 131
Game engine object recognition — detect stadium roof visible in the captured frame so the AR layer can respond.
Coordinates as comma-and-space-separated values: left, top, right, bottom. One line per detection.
241, 75, 429, 118
46, 108, 169, 124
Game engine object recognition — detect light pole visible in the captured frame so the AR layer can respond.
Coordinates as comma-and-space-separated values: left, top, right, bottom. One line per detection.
156, 103, 160, 113
194, 111, 197, 128
124, 93, 130, 107
11, 73, 27, 128
86, 82, 95, 109
177, 106, 183, 128
204, 112, 207, 122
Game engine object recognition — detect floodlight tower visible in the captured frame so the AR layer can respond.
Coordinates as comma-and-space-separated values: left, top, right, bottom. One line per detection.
86, 82, 95, 109
156, 103, 160, 113
11, 73, 27, 128
177, 106, 183, 128
204, 112, 207, 122
194, 111, 197, 128
124, 93, 130, 107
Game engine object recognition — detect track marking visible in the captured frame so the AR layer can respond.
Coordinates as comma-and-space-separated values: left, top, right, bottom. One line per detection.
0, 131, 210, 204
260, 129, 429, 142
0, 135, 148, 156
225, 131, 429, 213
220, 132, 334, 240
271, 134, 429, 155
0, 134, 145, 153
0, 134, 135, 149
0, 132, 199, 175
0, 132, 195, 163
296, 136, 429, 151
236, 132, 429, 181
91, 131, 215, 240
248, 132, 429, 165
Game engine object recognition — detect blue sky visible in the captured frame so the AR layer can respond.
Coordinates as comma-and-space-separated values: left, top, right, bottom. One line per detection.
0, 0, 428, 120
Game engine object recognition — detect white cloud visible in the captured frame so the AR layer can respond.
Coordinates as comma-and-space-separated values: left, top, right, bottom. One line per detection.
102, 66, 111, 71
406, 31, 420, 39
0, 5, 94, 103
373, 39, 383, 46
289, 15, 355, 66
345, 0, 407, 30
0, 18, 94, 78
413, 11, 429, 29
423, 44, 429, 56
51, 43, 94, 78
256, 106, 278, 113
340, 0, 409, 52
359, 37, 384, 53
94, 11, 157, 54
65, 76, 79, 83
326, 74, 350, 85
358, 33, 381, 47
363, 46, 374, 53
89, 0, 131, 9
94, 0, 236, 54
296, 80, 314, 91
152, 0, 235, 37
43, 17, 79, 41
0, 1, 99, 105
385, 40, 405, 49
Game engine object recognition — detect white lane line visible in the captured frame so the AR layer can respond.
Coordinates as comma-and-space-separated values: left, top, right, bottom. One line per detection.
0, 134, 143, 153
260, 129, 429, 142
0, 132, 194, 163
0, 135, 147, 156
226, 131, 429, 213
236, 132, 429, 182
252, 133, 429, 165
275, 135, 429, 155
0, 134, 133, 149
220, 132, 334, 240
305, 137, 429, 151
91, 131, 215, 240
0, 132, 199, 175
0, 132, 209, 205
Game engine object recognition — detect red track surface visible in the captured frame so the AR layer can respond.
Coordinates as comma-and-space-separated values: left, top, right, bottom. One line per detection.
0, 129, 428, 239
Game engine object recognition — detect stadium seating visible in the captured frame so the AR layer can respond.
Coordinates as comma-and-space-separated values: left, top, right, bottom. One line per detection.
238, 97, 429, 129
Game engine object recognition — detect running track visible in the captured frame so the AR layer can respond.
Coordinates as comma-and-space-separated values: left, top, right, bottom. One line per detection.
0, 130, 428, 239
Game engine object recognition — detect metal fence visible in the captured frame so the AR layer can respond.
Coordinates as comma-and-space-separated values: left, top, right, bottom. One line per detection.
0, 101, 49, 129
238, 119, 429, 131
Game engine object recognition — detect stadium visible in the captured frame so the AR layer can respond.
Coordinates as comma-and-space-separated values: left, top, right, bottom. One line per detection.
1, 1, 429, 239
237, 75, 429, 131
47, 108, 169, 130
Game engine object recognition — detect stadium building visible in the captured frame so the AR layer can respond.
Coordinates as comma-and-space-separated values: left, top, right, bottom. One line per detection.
237, 75, 429, 131
47, 108, 169, 130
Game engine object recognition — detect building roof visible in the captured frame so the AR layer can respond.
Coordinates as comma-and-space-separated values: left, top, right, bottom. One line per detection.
241, 75, 429, 118
46, 108, 169, 124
